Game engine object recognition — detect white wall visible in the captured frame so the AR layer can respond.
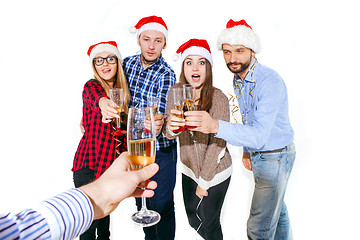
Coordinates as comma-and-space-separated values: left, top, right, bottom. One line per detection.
0, 0, 359, 239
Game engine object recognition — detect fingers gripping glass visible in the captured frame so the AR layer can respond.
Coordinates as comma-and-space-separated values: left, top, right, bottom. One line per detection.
172, 87, 186, 132
93, 56, 117, 66
127, 107, 160, 227
183, 84, 197, 129
110, 88, 126, 135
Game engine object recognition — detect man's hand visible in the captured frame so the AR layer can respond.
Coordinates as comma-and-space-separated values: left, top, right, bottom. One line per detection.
242, 152, 252, 171
184, 111, 219, 134
154, 114, 164, 134
79, 152, 159, 220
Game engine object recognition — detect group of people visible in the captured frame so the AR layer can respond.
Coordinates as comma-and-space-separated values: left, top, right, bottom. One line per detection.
0, 15, 296, 240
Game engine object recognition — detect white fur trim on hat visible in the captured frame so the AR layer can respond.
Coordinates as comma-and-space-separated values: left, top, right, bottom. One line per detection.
89, 43, 122, 62
136, 22, 168, 40
181, 46, 213, 66
217, 25, 261, 53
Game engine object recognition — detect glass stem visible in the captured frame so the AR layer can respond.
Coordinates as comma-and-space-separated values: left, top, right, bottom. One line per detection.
140, 196, 148, 212
116, 117, 121, 128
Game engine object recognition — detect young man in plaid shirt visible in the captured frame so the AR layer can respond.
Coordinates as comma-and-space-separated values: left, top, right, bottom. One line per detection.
123, 16, 177, 240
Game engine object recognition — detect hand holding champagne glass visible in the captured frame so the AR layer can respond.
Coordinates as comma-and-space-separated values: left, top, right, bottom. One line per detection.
183, 84, 197, 129
110, 88, 126, 135
127, 107, 160, 227
170, 87, 186, 132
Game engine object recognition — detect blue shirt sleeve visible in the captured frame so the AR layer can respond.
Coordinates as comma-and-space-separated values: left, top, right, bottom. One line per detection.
156, 70, 176, 115
0, 189, 93, 240
216, 74, 286, 150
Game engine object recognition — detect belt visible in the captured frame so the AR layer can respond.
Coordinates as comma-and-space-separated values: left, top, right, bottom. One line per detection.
255, 146, 286, 154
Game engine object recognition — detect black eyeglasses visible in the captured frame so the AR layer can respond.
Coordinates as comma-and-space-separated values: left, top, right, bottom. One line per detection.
93, 56, 117, 66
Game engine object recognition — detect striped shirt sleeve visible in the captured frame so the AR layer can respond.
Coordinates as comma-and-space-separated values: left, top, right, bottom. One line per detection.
0, 188, 93, 240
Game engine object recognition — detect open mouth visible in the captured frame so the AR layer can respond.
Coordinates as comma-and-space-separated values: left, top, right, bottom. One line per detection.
192, 74, 200, 81
102, 68, 111, 74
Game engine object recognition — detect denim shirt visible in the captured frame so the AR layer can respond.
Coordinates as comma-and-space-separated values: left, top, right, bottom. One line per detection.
216, 58, 294, 152
123, 54, 176, 150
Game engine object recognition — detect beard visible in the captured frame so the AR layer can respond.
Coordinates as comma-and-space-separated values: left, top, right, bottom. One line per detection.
226, 53, 253, 74
226, 60, 251, 74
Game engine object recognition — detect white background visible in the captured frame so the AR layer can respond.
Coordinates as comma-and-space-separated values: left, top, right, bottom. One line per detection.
0, 0, 359, 239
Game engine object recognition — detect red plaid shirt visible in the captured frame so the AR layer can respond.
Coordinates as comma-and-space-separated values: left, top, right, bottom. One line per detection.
72, 80, 126, 179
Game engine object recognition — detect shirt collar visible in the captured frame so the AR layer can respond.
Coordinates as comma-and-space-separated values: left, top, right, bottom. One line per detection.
233, 58, 258, 83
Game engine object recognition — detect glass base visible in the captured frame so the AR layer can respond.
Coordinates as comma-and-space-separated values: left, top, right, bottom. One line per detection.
131, 210, 161, 227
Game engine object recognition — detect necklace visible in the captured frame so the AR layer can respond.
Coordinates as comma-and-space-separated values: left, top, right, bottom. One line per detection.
232, 58, 258, 125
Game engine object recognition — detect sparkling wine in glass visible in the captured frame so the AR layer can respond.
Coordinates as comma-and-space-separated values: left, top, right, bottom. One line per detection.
172, 87, 186, 132
127, 107, 160, 227
147, 96, 159, 116
183, 84, 196, 129
110, 88, 126, 135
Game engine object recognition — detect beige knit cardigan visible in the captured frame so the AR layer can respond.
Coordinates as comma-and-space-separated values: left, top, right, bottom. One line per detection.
163, 86, 232, 190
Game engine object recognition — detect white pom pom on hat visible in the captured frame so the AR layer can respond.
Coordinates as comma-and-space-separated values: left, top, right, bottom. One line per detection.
174, 39, 213, 66
129, 15, 168, 40
217, 19, 261, 53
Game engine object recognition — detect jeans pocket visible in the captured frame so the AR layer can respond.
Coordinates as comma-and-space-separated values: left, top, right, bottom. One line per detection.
252, 153, 281, 186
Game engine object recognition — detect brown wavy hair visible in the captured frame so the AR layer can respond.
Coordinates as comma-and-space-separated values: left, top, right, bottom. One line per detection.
179, 58, 214, 112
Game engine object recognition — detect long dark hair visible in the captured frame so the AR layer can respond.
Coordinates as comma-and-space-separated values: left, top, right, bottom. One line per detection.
179, 59, 214, 112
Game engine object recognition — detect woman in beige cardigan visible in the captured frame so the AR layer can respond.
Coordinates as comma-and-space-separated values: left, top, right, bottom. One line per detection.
163, 39, 232, 240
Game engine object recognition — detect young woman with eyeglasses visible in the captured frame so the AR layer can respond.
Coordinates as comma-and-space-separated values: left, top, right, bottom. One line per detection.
72, 41, 130, 240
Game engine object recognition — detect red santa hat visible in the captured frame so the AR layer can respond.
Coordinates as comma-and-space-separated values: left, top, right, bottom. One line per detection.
217, 19, 261, 53
174, 39, 213, 66
130, 15, 168, 40
87, 41, 122, 62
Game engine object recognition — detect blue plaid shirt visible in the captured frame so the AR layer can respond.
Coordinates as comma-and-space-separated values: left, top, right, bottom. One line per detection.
123, 54, 176, 150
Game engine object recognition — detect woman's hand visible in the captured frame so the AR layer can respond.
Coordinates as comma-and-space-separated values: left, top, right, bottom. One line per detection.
99, 97, 118, 123
168, 109, 185, 132
196, 185, 208, 199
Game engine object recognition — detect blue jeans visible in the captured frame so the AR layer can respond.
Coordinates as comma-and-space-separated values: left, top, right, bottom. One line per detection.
136, 144, 177, 240
248, 143, 296, 240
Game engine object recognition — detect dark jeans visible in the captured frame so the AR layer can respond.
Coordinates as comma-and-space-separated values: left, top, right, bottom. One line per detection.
136, 144, 177, 240
182, 174, 231, 240
73, 168, 110, 240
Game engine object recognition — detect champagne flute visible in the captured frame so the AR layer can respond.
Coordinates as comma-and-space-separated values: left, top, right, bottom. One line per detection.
127, 107, 160, 227
147, 96, 160, 116
109, 88, 126, 135
183, 84, 196, 129
172, 87, 186, 132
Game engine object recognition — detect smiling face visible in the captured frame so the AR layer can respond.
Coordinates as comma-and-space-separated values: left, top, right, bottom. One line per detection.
183, 55, 207, 90
94, 52, 118, 81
